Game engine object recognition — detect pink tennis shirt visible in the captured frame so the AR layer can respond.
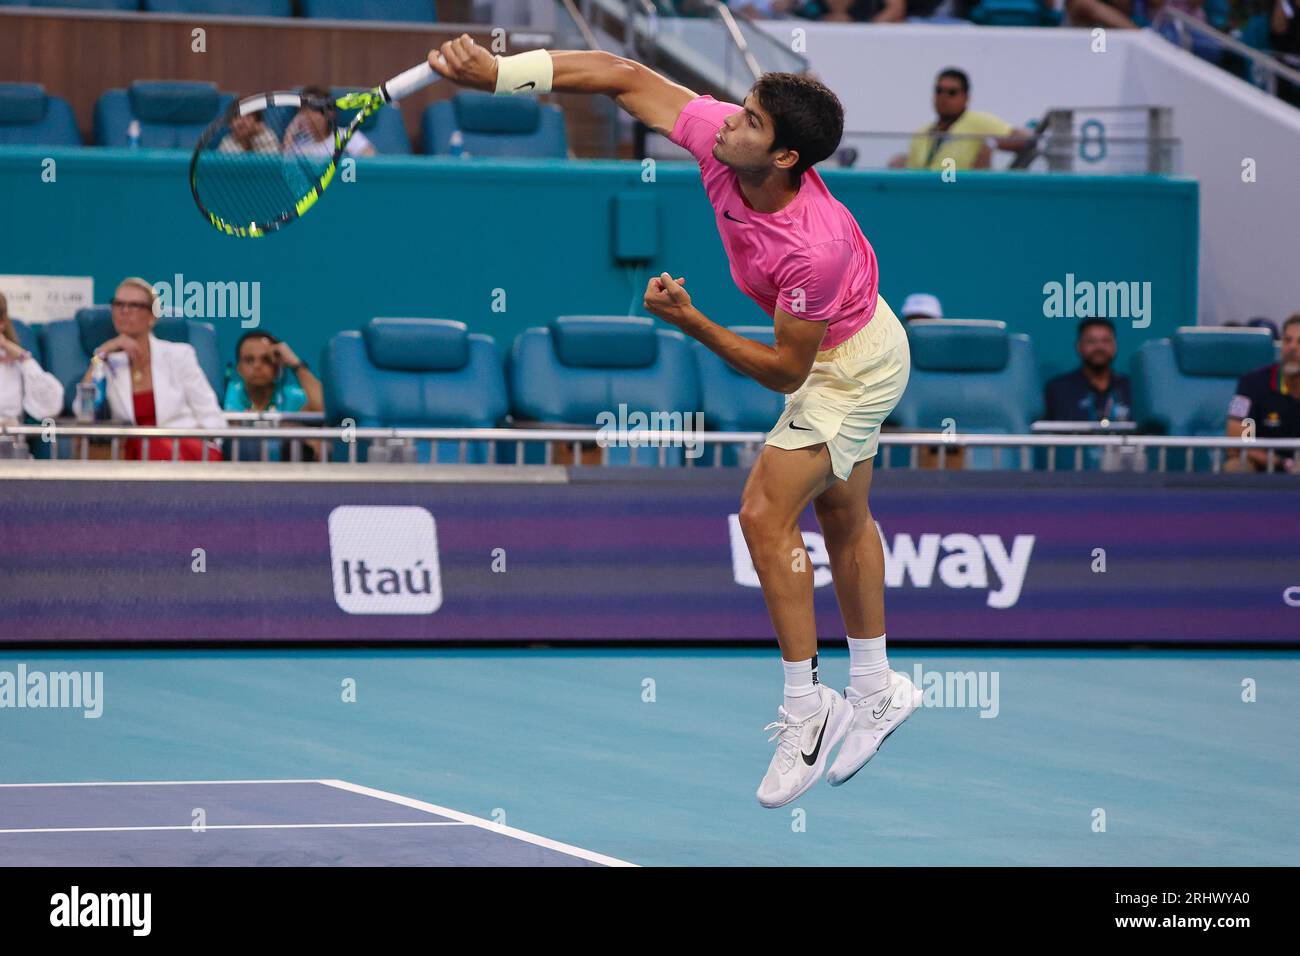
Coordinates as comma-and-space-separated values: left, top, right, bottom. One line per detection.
669, 95, 879, 349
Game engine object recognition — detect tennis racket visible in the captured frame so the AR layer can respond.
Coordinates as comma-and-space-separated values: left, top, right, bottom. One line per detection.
190, 60, 442, 238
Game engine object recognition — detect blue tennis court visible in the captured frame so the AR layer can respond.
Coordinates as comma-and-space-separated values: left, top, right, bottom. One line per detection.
2, 648, 1296, 867
0, 780, 624, 866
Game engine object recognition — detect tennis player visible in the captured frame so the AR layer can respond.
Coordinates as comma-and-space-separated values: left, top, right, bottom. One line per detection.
429, 38, 921, 807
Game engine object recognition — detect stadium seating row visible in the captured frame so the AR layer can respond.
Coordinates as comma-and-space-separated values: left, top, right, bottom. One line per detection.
10, 309, 1281, 468
0, 0, 437, 22
0, 82, 569, 157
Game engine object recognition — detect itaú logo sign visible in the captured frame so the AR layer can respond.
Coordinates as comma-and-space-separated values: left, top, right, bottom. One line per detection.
328, 506, 443, 615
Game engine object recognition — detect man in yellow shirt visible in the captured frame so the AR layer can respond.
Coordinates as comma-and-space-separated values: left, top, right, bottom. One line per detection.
891, 69, 1030, 170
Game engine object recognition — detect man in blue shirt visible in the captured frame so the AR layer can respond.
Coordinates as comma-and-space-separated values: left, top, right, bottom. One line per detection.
224, 331, 324, 461
1044, 318, 1132, 423
225, 331, 322, 414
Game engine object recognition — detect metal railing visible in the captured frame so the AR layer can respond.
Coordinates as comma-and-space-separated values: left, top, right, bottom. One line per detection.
841, 106, 1180, 174
1154, 7, 1300, 99
589, 0, 807, 102
2, 424, 1297, 474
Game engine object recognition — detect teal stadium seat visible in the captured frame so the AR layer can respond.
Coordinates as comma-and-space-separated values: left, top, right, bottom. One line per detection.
888, 319, 1043, 470
422, 92, 568, 158
40, 307, 224, 414
509, 316, 701, 466
1131, 326, 1278, 472
94, 81, 233, 149
299, 0, 436, 21
322, 318, 508, 463
143, 0, 292, 13
0, 84, 81, 146
693, 326, 785, 467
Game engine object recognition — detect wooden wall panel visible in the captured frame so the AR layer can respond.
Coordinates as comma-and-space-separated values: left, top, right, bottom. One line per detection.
0, 9, 619, 156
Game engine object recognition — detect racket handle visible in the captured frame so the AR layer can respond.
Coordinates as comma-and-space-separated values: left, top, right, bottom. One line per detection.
381, 60, 442, 103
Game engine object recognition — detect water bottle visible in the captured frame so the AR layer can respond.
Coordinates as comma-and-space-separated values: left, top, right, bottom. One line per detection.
92, 358, 109, 419
74, 382, 96, 423
127, 119, 141, 149
449, 129, 465, 159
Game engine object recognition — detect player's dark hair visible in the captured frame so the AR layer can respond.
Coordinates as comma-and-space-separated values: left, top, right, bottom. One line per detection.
1282, 313, 1300, 336
751, 73, 844, 178
938, 68, 970, 94
1077, 318, 1116, 339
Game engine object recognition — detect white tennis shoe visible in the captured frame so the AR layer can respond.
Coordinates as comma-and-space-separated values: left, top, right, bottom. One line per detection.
826, 669, 921, 787
756, 685, 854, 809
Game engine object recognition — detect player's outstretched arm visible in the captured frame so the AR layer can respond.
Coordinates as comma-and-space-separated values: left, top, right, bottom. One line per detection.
429, 35, 697, 138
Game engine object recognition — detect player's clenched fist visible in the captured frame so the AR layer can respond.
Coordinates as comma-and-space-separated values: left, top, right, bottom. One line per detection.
428, 35, 499, 91
643, 273, 692, 327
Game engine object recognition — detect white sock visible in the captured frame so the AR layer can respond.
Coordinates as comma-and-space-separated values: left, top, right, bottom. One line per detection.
782, 655, 821, 719
848, 634, 891, 696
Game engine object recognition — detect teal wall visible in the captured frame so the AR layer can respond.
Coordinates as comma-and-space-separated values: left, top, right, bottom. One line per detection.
0, 148, 1198, 386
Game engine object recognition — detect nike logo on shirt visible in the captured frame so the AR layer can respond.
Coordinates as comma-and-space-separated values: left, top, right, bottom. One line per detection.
723, 210, 747, 224
789, 422, 813, 431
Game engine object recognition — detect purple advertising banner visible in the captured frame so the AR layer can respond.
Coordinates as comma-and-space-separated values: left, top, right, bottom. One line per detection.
0, 471, 1297, 644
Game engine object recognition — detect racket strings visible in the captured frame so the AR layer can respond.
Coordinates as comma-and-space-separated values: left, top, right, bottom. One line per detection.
192, 104, 338, 232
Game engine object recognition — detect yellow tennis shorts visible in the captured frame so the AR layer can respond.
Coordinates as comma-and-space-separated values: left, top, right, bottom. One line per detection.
765, 295, 911, 481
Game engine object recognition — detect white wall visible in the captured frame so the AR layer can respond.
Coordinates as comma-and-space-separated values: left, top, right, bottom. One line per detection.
757, 22, 1300, 325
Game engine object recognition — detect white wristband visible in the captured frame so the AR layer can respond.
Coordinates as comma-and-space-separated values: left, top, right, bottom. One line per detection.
493, 50, 554, 96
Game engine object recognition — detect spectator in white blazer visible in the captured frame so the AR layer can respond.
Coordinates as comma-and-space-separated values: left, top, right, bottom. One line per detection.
79, 277, 226, 461
0, 291, 64, 424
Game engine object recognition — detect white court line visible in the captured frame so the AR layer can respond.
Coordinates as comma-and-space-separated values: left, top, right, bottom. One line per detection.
0, 822, 469, 835
321, 780, 637, 868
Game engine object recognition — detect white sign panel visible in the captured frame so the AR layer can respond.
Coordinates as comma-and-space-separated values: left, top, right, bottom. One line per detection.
0, 275, 95, 324
329, 506, 443, 615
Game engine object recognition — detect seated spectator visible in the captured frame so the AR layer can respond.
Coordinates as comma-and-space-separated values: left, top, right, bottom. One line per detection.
218, 111, 279, 154
284, 86, 376, 158
224, 332, 323, 414
1043, 318, 1133, 422
79, 277, 225, 461
224, 331, 324, 462
889, 69, 1030, 170
1276, 0, 1299, 46
1067, 0, 1147, 28
1068, 0, 1196, 28
901, 292, 944, 322
1273, 0, 1300, 104
0, 292, 64, 424
1225, 312, 1300, 473
1275, 0, 1300, 51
